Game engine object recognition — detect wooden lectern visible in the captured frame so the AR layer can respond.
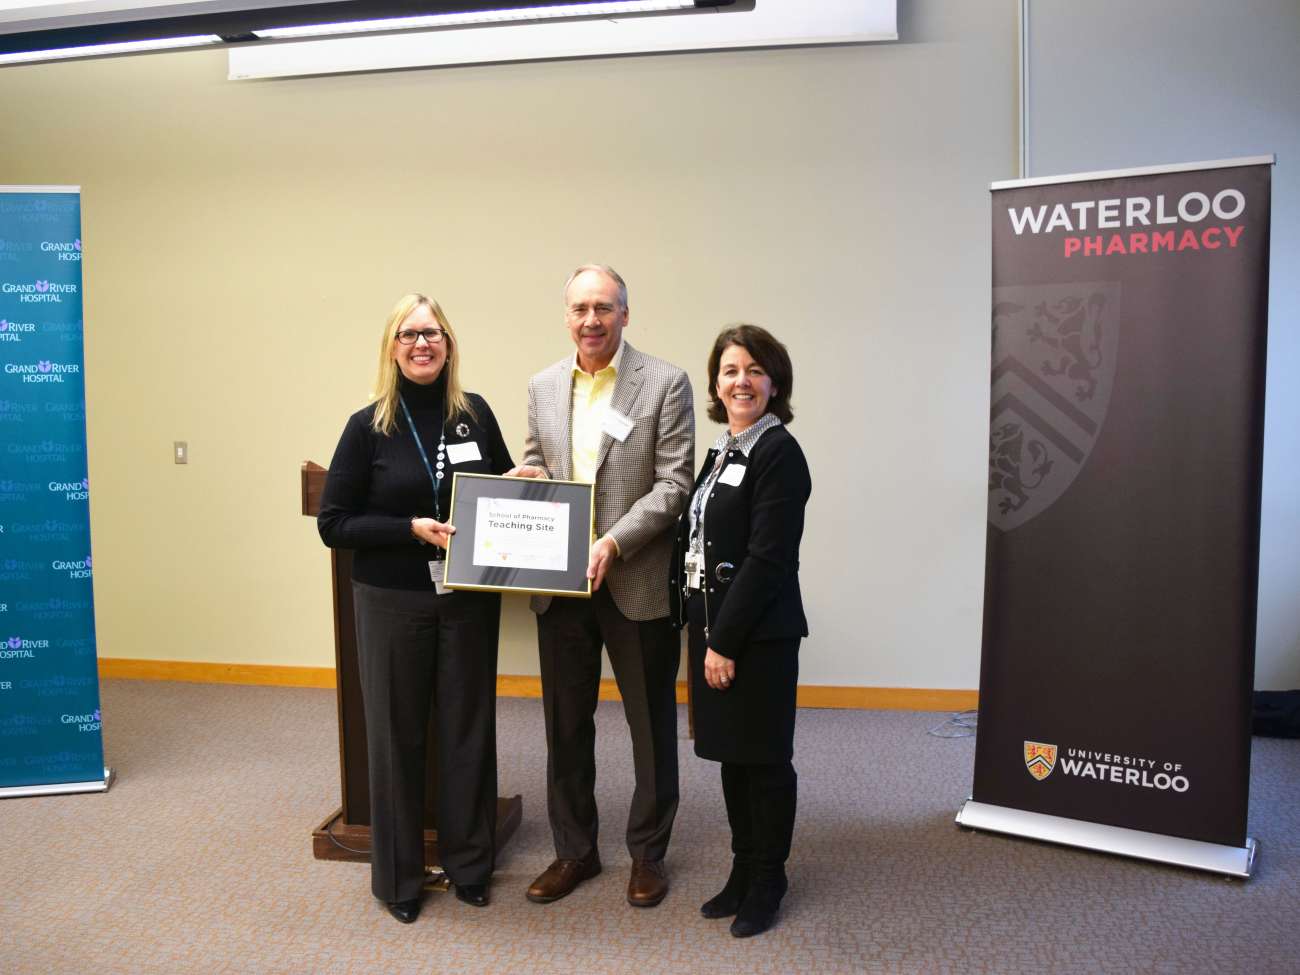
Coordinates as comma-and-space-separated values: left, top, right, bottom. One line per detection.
301, 461, 523, 865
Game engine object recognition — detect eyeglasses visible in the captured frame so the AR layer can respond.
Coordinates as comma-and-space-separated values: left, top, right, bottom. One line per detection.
395, 328, 446, 345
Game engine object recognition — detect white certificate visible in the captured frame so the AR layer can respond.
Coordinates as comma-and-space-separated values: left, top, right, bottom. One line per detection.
473, 497, 570, 571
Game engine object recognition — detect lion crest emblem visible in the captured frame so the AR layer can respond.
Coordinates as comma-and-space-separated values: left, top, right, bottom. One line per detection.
989, 282, 1120, 531
1024, 741, 1058, 781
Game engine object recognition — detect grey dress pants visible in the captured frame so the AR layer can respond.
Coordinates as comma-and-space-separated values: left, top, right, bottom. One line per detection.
352, 581, 501, 903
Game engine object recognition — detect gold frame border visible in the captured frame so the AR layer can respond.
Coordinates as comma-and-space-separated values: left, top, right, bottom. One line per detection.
443, 472, 596, 598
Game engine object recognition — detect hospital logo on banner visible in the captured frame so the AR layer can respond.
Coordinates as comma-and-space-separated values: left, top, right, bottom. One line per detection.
3, 360, 81, 384
0, 279, 78, 303
988, 282, 1120, 531
41, 401, 86, 423
1024, 741, 1058, 781
51, 556, 92, 579
7, 440, 84, 466
15, 597, 92, 621
0, 238, 34, 264
2, 635, 48, 658
0, 319, 38, 343
7, 518, 82, 543
39, 239, 81, 262
0, 399, 39, 422
0, 714, 54, 737
0, 478, 43, 502
1, 558, 43, 582
61, 708, 101, 733
48, 477, 89, 501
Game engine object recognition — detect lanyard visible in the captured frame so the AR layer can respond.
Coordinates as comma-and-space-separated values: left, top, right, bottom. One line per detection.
689, 441, 734, 554
399, 396, 446, 523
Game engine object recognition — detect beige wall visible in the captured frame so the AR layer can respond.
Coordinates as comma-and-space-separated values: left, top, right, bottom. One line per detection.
0, 1, 1016, 687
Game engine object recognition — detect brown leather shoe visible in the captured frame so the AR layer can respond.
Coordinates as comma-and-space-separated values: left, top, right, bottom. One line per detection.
627, 859, 669, 907
525, 852, 601, 904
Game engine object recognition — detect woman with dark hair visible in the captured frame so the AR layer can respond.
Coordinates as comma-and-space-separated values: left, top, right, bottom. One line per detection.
671, 324, 811, 938
318, 293, 513, 923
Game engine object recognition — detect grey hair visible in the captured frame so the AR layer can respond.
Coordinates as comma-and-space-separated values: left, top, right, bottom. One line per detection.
562, 264, 628, 310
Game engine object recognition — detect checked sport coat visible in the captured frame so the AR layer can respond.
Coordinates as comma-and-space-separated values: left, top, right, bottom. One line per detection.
522, 340, 695, 621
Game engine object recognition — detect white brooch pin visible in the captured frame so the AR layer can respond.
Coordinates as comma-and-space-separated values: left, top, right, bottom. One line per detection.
456, 422, 470, 438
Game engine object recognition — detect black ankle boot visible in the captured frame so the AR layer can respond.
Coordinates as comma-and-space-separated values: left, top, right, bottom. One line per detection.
700, 861, 750, 919
729, 873, 787, 938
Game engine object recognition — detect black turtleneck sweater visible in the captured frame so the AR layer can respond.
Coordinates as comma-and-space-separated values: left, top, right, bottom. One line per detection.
318, 374, 514, 590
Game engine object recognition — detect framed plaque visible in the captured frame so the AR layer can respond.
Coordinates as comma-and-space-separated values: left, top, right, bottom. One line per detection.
443, 473, 595, 597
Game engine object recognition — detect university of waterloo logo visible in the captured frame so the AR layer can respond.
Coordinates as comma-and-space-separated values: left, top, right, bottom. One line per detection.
1024, 741, 1058, 781
989, 282, 1121, 531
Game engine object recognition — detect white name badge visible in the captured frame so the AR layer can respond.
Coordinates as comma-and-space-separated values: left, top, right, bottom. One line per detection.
602, 408, 634, 443
446, 441, 482, 465
718, 463, 746, 487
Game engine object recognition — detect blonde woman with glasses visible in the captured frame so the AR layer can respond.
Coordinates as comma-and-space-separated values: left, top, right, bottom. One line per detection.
318, 293, 513, 923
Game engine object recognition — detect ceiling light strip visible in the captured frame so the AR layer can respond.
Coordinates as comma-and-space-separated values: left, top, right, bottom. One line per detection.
0, 32, 222, 64
253, 0, 695, 41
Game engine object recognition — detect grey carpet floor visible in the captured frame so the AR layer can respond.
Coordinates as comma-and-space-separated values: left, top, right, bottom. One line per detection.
1, 680, 1296, 974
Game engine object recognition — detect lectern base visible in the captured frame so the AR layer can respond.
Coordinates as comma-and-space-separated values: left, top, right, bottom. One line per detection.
312, 794, 523, 864
955, 798, 1257, 878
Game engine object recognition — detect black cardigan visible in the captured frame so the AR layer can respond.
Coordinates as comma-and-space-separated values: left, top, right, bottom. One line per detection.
670, 424, 811, 657
317, 376, 513, 590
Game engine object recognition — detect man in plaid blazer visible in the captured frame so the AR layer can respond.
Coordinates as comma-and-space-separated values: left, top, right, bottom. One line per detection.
509, 264, 694, 908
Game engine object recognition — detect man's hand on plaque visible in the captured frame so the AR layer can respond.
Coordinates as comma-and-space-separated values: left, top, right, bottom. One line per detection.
505, 465, 549, 479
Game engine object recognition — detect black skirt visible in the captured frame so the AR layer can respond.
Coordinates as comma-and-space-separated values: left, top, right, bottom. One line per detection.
686, 592, 799, 765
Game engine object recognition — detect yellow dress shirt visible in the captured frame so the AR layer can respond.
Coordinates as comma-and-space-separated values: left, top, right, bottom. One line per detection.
571, 340, 625, 484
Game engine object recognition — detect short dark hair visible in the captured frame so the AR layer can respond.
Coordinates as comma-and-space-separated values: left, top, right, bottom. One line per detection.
706, 324, 794, 425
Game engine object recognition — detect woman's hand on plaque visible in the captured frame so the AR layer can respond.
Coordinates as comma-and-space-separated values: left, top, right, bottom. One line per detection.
411, 517, 455, 549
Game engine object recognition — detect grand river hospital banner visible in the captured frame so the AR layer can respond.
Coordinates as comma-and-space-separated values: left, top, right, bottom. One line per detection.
0, 187, 108, 796
963, 158, 1272, 873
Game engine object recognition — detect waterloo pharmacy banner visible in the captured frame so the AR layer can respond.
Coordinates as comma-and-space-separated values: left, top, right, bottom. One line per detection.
962, 157, 1272, 875
0, 187, 108, 797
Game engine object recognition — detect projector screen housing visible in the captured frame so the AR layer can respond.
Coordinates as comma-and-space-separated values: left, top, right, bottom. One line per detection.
0, 0, 734, 58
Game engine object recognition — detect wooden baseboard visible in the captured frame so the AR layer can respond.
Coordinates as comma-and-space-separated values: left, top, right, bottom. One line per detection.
99, 658, 977, 712
99, 657, 337, 688
796, 685, 978, 711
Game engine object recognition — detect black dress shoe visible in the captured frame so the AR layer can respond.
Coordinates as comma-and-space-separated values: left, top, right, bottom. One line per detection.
454, 883, 490, 907
386, 898, 421, 924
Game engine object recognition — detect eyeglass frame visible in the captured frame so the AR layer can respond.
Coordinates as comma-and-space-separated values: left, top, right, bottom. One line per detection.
394, 327, 447, 345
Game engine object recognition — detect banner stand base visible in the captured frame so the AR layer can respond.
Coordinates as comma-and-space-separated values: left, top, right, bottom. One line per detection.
955, 798, 1256, 879
0, 765, 115, 801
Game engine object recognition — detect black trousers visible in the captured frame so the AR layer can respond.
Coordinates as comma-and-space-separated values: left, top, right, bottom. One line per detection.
536, 586, 680, 862
720, 761, 797, 884
352, 581, 501, 902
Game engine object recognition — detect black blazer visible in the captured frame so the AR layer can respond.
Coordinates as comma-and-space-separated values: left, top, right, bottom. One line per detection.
670, 424, 811, 657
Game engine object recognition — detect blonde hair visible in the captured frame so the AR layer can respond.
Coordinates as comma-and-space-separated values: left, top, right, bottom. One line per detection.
370, 293, 476, 435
